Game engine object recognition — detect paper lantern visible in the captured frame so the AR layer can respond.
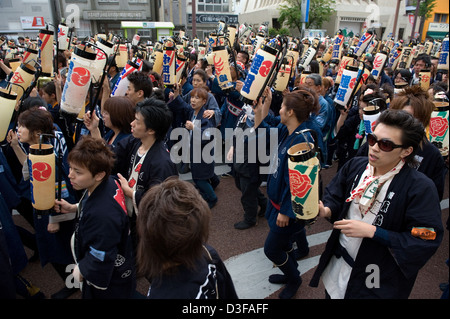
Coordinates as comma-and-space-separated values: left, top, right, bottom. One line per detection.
353, 30, 374, 57
9, 58, 22, 72
273, 57, 293, 92
287, 129, 320, 224
91, 38, 115, 83
424, 41, 434, 55
132, 34, 140, 46
10, 62, 36, 102
162, 41, 176, 87
22, 47, 39, 65
60, 45, 97, 115
371, 51, 388, 80
152, 49, 164, 74
212, 45, 233, 91
335, 54, 356, 85
334, 65, 359, 110
299, 70, 311, 85
321, 44, 333, 63
286, 48, 299, 71
111, 59, 141, 97
217, 20, 226, 35
419, 69, 431, 91
115, 44, 128, 68
58, 24, 70, 51
298, 38, 320, 72
397, 46, 413, 69
431, 41, 442, 58
367, 38, 379, 55
437, 36, 449, 72
176, 55, 187, 83
38, 29, 54, 76
0, 88, 18, 141
28, 143, 55, 211
394, 82, 409, 95
429, 101, 449, 156
387, 48, 402, 70
252, 32, 265, 57
363, 105, 380, 134
227, 25, 237, 47
240, 43, 278, 104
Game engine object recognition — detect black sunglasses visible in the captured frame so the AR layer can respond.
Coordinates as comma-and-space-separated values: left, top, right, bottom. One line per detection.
367, 133, 404, 152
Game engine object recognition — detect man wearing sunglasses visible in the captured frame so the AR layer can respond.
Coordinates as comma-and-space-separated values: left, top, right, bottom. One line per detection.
310, 109, 443, 299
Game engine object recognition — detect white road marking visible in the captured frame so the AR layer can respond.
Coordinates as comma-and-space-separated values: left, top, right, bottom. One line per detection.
225, 197, 450, 300
224, 230, 332, 299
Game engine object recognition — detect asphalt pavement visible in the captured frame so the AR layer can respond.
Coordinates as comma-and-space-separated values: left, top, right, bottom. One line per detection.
12, 161, 449, 300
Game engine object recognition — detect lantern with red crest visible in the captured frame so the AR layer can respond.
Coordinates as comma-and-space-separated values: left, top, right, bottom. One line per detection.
28, 142, 55, 211
60, 44, 97, 119
240, 37, 282, 104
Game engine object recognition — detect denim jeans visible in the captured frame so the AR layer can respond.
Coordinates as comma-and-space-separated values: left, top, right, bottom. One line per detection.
193, 178, 217, 207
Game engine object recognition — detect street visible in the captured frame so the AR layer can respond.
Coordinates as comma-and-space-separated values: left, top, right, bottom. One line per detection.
13, 161, 449, 300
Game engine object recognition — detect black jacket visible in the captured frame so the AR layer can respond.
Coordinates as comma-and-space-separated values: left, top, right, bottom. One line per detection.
310, 157, 444, 298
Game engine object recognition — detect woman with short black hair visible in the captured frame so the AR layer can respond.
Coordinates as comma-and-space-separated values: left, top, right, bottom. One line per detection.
311, 109, 444, 299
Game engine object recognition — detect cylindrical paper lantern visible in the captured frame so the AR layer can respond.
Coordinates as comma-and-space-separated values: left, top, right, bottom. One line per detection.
273, 57, 292, 92
227, 25, 237, 47
335, 54, 356, 85
212, 45, 233, 90
397, 46, 413, 69
91, 38, 114, 83
334, 65, 359, 110
0, 88, 18, 141
152, 49, 164, 74
363, 105, 380, 134
353, 30, 374, 57
29, 143, 55, 211
10, 62, 36, 102
60, 45, 97, 115
371, 51, 388, 80
162, 42, 176, 87
437, 36, 449, 72
58, 24, 70, 51
429, 102, 449, 156
115, 44, 128, 68
22, 47, 39, 65
419, 69, 432, 91
240, 43, 278, 104
38, 29, 54, 76
287, 130, 320, 224
111, 59, 140, 97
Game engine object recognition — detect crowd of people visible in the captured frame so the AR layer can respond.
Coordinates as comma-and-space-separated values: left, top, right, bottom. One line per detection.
0, 28, 448, 300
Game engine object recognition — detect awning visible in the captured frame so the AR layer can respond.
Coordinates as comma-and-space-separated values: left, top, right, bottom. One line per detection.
426, 31, 448, 40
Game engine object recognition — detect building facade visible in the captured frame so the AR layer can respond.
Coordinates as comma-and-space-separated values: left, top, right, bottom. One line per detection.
236, 0, 429, 41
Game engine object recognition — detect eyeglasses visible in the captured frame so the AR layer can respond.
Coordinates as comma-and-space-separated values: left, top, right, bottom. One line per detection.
367, 133, 404, 152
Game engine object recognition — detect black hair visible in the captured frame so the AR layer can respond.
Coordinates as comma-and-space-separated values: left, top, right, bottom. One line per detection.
193, 69, 208, 83
237, 50, 249, 65
135, 97, 173, 141
306, 73, 322, 86
128, 71, 153, 98
374, 109, 425, 165
415, 53, 431, 68
189, 52, 198, 64
394, 68, 412, 83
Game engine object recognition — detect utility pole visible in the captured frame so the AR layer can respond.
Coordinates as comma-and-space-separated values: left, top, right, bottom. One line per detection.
392, 0, 402, 40
192, 0, 196, 38
410, 0, 421, 40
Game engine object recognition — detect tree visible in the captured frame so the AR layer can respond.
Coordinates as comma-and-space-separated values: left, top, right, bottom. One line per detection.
414, 0, 437, 37
278, 0, 336, 34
